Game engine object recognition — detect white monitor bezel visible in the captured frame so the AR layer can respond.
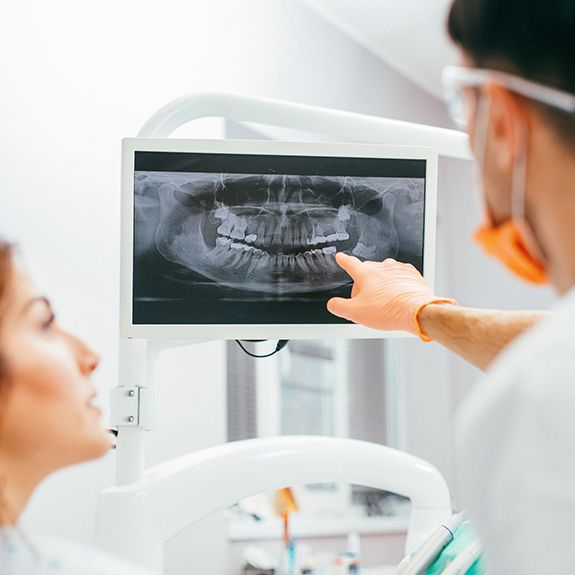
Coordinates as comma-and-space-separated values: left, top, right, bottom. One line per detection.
121, 138, 438, 340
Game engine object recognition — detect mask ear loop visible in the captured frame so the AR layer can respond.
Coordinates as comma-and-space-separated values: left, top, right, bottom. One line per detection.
512, 119, 548, 265
511, 121, 528, 222
474, 92, 491, 170
472, 91, 493, 219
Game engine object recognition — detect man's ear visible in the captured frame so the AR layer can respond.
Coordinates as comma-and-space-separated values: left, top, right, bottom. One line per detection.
484, 83, 528, 171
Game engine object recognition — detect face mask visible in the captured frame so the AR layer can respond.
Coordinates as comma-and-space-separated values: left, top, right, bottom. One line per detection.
472, 95, 549, 284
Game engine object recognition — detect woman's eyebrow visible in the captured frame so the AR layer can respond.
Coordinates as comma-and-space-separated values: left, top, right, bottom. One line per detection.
19, 296, 52, 317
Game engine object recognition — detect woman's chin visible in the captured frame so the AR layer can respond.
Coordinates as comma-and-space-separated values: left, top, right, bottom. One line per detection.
84, 406, 114, 457
77, 427, 115, 462
92, 428, 115, 458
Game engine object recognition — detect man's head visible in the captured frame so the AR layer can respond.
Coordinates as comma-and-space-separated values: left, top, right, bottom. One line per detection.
446, 0, 575, 292
447, 0, 575, 150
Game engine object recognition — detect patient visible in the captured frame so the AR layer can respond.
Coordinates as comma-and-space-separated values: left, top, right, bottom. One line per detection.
0, 239, 158, 574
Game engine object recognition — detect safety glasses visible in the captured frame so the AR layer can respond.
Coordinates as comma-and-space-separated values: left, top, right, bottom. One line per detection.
442, 65, 575, 130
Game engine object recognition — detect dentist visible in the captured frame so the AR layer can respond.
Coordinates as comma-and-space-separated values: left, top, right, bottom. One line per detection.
328, 0, 575, 573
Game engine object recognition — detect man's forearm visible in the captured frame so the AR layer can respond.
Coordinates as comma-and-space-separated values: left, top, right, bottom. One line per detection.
418, 304, 548, 371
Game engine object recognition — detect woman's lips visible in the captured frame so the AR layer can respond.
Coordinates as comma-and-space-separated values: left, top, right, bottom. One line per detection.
86, 391, 102, 414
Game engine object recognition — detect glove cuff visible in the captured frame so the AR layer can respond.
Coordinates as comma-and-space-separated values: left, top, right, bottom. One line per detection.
413, 298, 457, 342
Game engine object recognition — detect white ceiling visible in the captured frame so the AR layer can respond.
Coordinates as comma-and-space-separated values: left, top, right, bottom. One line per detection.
302, 0, 460, 99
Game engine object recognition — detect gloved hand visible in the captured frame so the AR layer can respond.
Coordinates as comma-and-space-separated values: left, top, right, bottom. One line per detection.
327, 253, 457, 341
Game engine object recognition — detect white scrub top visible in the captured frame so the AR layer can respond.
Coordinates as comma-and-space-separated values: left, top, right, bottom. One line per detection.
0, 527, 159, 575
456, 287, 575, 575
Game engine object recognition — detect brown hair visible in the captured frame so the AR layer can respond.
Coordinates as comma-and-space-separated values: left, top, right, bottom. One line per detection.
0, 240, 14, 527
0, 240, 14, 381
0, 240, 42, 538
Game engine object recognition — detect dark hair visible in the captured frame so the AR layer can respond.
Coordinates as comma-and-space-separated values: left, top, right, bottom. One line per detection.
447, 0, 575, 148
0, 240, 14, 527
0, 240, 14, 381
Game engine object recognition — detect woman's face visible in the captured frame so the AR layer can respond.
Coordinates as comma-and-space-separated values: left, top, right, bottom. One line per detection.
0, 266, 111, 474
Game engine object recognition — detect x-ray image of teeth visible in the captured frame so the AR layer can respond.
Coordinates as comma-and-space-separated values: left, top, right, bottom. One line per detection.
134, 172, 424, 296
132, 168, 425, 325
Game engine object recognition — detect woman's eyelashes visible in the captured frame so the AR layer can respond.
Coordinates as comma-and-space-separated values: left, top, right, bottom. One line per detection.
41, 312, 56, 331
32, 298, 56, 331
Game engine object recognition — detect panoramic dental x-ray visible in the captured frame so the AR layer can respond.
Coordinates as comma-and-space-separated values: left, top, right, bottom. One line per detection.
132, 152, 425, 325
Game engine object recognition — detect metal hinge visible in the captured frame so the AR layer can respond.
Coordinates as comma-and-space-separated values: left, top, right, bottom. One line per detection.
110, 386, 152, 429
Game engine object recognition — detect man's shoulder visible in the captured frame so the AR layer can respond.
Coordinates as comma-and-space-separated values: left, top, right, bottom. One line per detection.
457, 290, 575, 447
489, 288, 575, 386
456, 289, 575, 575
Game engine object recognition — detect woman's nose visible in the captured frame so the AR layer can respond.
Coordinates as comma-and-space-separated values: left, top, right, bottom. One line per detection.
66, 330, 100, 374
84, 346, 100, 374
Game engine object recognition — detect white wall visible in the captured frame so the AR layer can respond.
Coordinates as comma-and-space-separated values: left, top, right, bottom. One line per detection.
302, 0, 459, 98
0, 0, 558, 573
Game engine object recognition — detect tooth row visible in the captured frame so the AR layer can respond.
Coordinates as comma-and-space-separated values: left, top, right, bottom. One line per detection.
216, 236, 338, 257
214, 208, 355, 247
215, 203, 353, 223
218, 228, 349, 246
217, 215, 350, 246
306, 232, 349, 245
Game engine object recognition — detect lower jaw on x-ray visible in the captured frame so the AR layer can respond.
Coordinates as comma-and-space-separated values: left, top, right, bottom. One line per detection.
133, 172, 425, 325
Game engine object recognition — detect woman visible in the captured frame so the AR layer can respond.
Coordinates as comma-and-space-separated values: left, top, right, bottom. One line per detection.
0, 239, 158, 573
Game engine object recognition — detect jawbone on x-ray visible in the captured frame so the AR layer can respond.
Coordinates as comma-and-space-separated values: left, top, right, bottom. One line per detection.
134, 172, 424, 294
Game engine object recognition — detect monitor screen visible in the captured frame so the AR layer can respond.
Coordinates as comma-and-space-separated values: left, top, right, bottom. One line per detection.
122, 139, 437, 339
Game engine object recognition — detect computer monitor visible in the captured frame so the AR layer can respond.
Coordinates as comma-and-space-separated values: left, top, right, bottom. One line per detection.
121, 138, 437, 339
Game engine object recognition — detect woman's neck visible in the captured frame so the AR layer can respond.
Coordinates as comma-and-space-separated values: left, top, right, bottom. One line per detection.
0, 455, 46, 526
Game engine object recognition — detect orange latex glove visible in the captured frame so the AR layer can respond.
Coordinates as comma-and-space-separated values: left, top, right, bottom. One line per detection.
327, 253, 457, 341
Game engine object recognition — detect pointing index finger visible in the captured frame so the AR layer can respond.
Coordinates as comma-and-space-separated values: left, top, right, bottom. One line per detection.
335, 252, 364, 280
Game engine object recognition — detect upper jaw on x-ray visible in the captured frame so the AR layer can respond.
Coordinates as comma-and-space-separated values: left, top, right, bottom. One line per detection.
135, 172, 421, 294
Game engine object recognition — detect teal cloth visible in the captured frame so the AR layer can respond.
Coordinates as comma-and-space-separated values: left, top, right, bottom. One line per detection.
425, 522, 485, 574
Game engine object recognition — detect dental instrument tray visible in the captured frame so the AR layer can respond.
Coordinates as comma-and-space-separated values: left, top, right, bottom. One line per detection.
121, 138, 438, 340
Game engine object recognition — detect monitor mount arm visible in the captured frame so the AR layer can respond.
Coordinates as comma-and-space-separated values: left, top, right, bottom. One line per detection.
137, 91, 472, 160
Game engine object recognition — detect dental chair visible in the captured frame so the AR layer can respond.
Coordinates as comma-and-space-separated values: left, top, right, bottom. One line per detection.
96, 93, 473, 573
97, 435, 451, 572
